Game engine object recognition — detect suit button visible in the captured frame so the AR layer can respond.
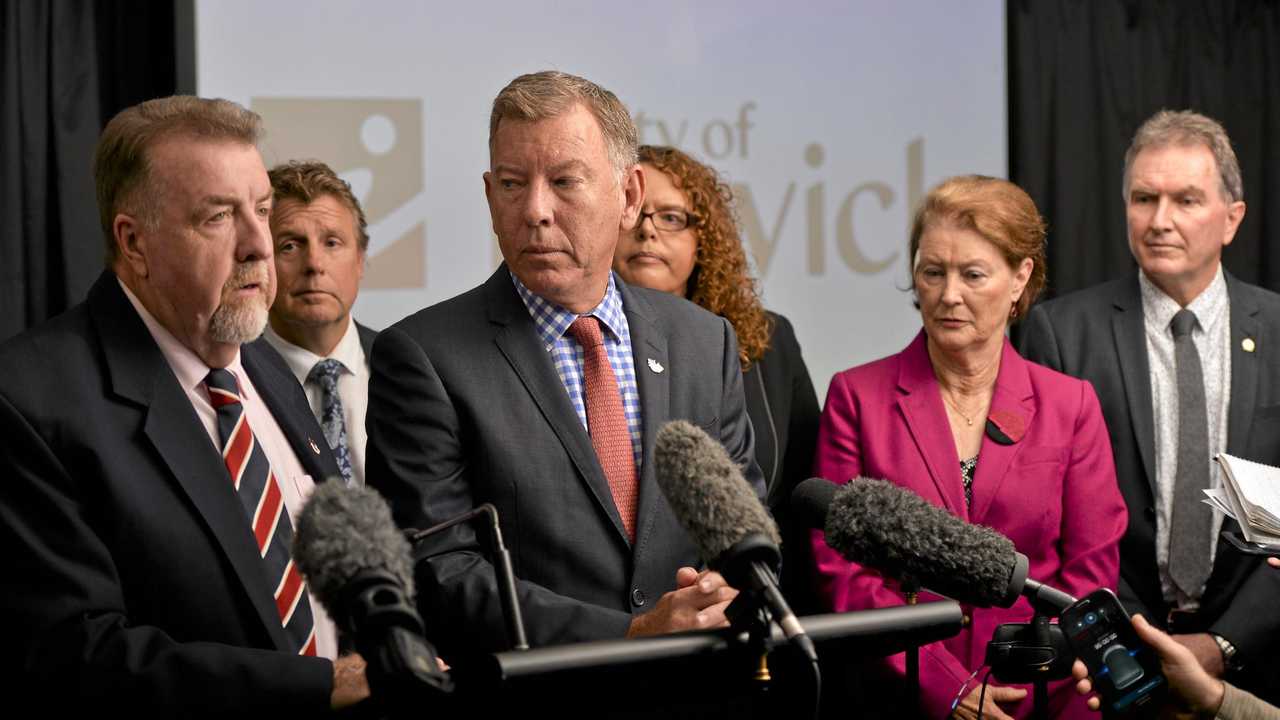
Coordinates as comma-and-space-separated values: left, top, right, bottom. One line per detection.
631, 588, 646, 607
1144, 506, 1156, 521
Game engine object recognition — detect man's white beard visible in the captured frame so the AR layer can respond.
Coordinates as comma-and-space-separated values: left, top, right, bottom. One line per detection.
209, 261, 270, 345
209, 297, 268, 344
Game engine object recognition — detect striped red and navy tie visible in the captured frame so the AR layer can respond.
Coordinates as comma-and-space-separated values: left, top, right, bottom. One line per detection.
205, 368, 317, 656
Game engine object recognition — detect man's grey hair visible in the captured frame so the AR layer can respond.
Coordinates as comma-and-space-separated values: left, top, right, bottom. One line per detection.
94, 96, 263, 265
1122, 109, 1243, 203
488, 70, 638, 178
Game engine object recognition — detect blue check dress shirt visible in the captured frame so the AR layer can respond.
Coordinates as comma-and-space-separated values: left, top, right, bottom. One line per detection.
511, 272, 643, 472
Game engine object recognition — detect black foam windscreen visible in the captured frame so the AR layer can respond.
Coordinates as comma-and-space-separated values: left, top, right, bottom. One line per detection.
293, 480, 417, 615
796, 477, 1020, 607
653, 420, 779, 563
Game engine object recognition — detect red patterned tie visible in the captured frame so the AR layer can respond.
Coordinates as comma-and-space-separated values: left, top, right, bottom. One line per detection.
568, 317, 638, 541
206, 368, 317, 656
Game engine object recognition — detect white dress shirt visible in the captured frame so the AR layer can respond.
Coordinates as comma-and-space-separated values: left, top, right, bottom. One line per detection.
1139, 266, 1231, 609
264, 318, 370, 487
120, 280, 339, 660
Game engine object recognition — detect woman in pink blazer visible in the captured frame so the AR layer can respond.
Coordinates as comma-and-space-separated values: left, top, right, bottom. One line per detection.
812, 176, 1127, 719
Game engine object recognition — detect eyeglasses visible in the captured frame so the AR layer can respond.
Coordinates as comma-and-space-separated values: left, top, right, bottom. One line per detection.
638, 208, 699, 232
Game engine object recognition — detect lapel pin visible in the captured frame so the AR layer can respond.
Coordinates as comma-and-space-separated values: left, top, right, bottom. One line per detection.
1243, 337, 1256, 353
309, 438, 322, 455
647, 358, 665, 374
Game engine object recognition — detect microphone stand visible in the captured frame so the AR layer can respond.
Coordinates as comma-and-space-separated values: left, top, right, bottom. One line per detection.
984, 579, 1077, 720
409, 503, 529, 651
1025, 581, 1075, 720
901, 578, 921, 711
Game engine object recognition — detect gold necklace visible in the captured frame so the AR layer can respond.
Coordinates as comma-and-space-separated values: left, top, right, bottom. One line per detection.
941, 389, 981, 427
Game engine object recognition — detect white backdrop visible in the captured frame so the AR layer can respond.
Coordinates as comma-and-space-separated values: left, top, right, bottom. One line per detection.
196, 0, 1006, 394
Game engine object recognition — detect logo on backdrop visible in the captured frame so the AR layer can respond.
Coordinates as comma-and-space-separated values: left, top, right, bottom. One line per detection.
634, 102, 923, 279
251, 98, 426, 290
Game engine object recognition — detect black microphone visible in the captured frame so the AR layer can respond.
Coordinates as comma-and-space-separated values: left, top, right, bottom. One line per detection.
293, 480, 452, 703
654, 420, 817, 662
791, 477, 1076, 612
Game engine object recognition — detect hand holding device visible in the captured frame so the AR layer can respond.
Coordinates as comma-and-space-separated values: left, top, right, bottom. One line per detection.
1061, 590, 1166, 715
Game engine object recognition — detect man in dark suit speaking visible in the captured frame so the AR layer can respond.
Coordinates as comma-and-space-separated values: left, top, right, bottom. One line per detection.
366, 70, 766, 656
0, 97, 368, 713
1020, 110, 1280, 702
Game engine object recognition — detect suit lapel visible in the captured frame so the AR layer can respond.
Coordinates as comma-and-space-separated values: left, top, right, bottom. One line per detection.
484, 269, 631, 545
619, 282, 669, 560
89, 274, 291, 651
355, 321, 378, 362
1112, 278, 1157, 495
969, 340, 1036, 523
895, 332, 967, 515
1225, 273, 1260, 456
243, 341, 341, 483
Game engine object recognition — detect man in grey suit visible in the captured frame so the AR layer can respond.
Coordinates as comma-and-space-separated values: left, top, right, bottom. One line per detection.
366, 71, 765, 658
1020, 110, 1280, 702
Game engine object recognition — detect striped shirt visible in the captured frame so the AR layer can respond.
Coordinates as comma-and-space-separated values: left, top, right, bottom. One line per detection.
510, 272, 643, 472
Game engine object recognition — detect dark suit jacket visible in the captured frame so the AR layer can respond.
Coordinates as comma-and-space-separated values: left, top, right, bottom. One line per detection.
365, 267, 766, 657
0, 272, 342, 715
1019, 273, 1280, 700
356, 321, 377, 361
742, 312, 821, 612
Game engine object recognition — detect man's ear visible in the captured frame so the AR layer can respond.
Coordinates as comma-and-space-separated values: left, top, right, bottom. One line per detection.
619, 164, 645, 231
1221, 200, 1246, 249
113, 213, 149, 278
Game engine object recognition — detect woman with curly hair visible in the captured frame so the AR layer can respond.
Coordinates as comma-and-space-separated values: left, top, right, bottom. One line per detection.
612, 145, 821, 610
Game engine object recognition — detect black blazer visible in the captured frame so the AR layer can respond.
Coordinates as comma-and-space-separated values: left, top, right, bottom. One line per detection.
1019, 272, 1280, 700
742, 312, 821, 612
0, 272, 342, 715
365, 267, 766, 657
356, 321, 377, 361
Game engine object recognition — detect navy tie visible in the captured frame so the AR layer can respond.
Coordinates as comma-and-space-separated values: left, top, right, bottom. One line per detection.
307, 359, 354, 486
205, 368, 317, 655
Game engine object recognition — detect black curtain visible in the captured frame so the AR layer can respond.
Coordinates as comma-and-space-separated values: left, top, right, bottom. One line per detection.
1009, 0, 1280, 300
0, 0, 177, 343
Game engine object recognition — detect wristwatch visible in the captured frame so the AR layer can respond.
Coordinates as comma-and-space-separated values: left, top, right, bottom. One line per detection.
1209, 632, 1242, 672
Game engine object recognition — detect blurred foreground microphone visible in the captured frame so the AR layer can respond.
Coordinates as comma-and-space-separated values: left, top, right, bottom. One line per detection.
654, 420, 817, 662
792, 477, 1075, 612
294, 480, 452, 704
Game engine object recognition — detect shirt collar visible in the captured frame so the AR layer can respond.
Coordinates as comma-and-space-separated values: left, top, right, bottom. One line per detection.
510, 271, 626, 351
1139, 264, 1227, 334
118, 277, 249, 397
263, 317, 364, 383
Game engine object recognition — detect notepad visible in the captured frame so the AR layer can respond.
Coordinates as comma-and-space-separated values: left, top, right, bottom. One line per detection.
1206, 453, 1280, 548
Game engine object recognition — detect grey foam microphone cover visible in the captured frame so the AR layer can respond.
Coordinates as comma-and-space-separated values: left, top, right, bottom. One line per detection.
653, 420, 780, 561
825, 478, 1018, 607
292, 480, 417, 614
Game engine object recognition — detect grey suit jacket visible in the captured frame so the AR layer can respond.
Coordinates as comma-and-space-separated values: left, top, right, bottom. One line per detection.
1019, 272, 1280, 700
365, 266, 765, 657
0, 272, 341, 714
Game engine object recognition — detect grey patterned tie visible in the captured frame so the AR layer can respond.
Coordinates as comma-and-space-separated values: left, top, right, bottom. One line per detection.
307, 358, 354, 486
1169, 308, 1212, 597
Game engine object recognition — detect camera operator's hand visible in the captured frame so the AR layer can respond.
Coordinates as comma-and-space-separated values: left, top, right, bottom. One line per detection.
1071, 614, 1223, 718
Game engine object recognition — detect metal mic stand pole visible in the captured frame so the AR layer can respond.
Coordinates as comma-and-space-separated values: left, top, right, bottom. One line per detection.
902, 580, 920, 709
410, 503, 528, 651
1030, 610, 1051, 720
724, 590, 774, 698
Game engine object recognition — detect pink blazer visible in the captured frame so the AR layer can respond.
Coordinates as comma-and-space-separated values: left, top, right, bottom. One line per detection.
812, 331, 1127, 718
